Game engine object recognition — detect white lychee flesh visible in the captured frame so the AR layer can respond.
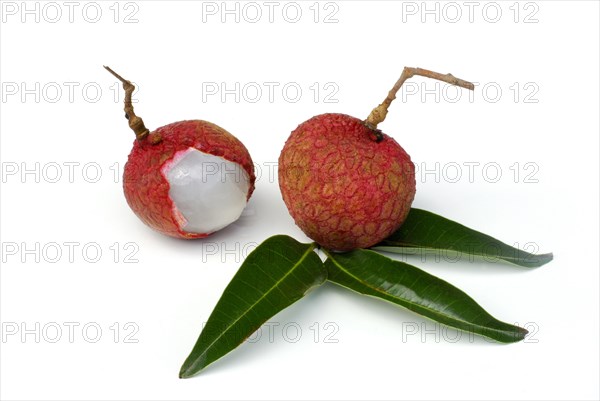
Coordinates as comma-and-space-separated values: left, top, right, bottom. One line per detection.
164, 148, 250, 234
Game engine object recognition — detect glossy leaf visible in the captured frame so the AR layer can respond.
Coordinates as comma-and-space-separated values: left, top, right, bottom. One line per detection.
179, 235, 326, 378
373, 208, 552, 267
325, 249, 528, 343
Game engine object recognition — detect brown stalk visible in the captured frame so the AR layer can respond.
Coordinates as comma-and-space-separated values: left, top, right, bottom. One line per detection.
364, 67, 475, 141
104, 66, 152, 141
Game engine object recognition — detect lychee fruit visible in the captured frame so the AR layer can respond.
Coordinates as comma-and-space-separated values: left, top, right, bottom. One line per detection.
105, 66, 255, 239
279, 113, 415, 251
278, 67, 474, 251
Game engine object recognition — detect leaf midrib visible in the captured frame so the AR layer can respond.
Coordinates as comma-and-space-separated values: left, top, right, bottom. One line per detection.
193, 243, 316, 366
327, 253, 516, 339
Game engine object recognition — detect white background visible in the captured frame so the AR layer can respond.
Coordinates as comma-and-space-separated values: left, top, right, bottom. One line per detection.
1, 1, 598, 400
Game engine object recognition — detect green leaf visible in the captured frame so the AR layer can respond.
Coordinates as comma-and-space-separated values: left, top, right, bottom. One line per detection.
372, 208, 553, 267
325, 249, 528, 343
179, 235, 326, 378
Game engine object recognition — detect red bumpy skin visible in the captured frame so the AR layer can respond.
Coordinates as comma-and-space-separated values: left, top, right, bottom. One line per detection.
123, 120, 255, 239
278, 113, 416, 251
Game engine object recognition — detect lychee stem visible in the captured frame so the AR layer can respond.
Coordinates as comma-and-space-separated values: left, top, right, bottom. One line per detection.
104, 66, 151, 141
364, 67, 475, 140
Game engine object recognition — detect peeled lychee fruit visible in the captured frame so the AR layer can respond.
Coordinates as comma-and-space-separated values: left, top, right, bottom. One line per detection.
278, 67, 474, 251
124, 120, 255, 238
105, 67, 255, 239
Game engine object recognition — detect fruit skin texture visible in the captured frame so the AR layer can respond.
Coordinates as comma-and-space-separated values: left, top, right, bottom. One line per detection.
124, 120, 255, 239
278, 113, 416, 251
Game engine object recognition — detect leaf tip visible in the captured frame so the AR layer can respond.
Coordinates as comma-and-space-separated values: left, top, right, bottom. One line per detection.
502, 325, 529, 343
525, 252, 554, 268
179, 361, 201, 379
179, 366, 191, 379
518, 325, 529, 339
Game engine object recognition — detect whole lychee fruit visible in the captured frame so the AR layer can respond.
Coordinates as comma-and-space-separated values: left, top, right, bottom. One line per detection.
105, 67, 255, 239
278, 67, 474, 251
279, 113, 415, 251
